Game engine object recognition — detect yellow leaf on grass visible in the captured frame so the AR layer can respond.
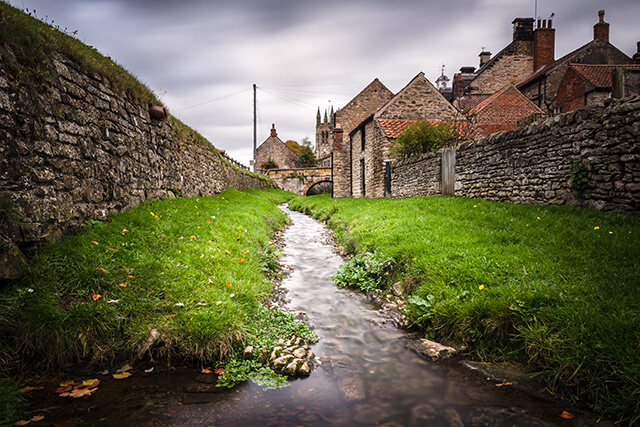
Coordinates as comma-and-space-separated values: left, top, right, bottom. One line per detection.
119, 283, 128, 288
113, 372, 132, 379
83, 379, 99, 386
91, 294, 102, 301
91, 241, 99, 245
238, 258, 245, 263
96, 268, 106, 274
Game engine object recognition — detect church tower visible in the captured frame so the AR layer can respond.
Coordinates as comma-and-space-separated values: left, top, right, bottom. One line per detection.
315, 106, 334, 166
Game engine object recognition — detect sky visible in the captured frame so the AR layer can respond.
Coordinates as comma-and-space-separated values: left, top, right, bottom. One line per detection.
6, 0, 640, 167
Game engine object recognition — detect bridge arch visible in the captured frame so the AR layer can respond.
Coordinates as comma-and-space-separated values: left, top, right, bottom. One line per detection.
304, 179, 333, 196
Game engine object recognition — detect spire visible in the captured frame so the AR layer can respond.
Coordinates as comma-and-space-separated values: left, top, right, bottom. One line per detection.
324, 109, 328, 123
316, 108, 321, 125
330, 106, 335, 125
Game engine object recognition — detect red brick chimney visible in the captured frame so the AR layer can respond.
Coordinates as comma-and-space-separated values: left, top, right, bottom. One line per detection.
534, 19, 555, 71
270, 123, 277, 137
593, 10, 609, 42
633, 41, 640, 64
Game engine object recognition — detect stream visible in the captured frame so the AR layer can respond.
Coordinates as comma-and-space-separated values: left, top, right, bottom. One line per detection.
28, 205, 605, 426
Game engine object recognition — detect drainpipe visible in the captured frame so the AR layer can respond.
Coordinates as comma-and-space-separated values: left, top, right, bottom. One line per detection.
331, 152, 334, 198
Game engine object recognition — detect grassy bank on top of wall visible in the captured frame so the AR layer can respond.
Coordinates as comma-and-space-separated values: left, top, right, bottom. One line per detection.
288, 195, 640, 424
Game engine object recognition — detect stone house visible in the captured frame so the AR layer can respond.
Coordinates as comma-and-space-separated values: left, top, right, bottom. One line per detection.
255, 124, 301, 175
550, 63, 640, 114
517, 10, 632, 112
348, 72, 459, 198
318, 79, 394, 198
457, 18, 535, 96
467, 84, 546, 135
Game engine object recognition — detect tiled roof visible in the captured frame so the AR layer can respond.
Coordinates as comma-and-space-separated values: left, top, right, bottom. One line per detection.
377, 119, 418, 139
571, 63, 640, 88
468, 86, 511, 114
456, 94, 491, 112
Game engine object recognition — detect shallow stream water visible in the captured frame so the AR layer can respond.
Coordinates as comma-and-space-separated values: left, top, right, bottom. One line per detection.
29, 206, 605, 426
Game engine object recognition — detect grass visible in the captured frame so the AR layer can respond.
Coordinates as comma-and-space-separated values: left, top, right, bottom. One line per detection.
288, 194, 640, 424
0, 189, 319, 420
0, 1, 161, 106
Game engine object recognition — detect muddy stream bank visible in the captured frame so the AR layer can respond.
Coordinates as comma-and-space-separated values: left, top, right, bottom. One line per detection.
24, 206, 609, 426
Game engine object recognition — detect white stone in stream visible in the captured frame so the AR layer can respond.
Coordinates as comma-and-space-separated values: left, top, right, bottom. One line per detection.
270, 346, 283, 360
292, 348, 307, 359
418, 339, 457, 359
271, 355, 293, 369
298, 361, 310, 375
283, 359, 303, 375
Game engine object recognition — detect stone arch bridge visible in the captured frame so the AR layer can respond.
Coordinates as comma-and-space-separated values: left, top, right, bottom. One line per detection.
265, 167, 332, 196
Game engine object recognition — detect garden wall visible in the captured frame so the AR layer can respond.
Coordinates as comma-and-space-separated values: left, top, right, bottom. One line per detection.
391, 96, 640, 214
0, 50, 273, 262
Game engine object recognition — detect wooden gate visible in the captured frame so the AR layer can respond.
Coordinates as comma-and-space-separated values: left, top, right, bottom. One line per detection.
442, 148, 456, 196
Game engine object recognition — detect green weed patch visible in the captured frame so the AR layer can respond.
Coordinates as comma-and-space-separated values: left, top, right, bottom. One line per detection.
289, 195, 640, 424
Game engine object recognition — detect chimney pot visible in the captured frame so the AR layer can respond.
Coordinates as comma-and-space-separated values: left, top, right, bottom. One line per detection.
534, 18, 556, 71
633, 41, 640, 64
270, 124, 277, 137
593, 10, 610, 42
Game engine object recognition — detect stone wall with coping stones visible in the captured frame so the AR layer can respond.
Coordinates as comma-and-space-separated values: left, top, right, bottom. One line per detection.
0, 53, 273, 253
390, 96, 640, 214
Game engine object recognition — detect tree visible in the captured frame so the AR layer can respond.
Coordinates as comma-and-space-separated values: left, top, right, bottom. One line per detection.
285, 139, 316, 167
390, 119, 477, 159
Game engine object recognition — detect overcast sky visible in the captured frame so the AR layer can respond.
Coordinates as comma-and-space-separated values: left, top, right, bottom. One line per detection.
6, 0, 640, 166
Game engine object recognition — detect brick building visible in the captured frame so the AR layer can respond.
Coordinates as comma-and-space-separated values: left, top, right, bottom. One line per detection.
255, 124, 301, 175
550, 63, 640, 114
349, 72, 459, 198
468, 84, 546, 135
517, 10, 631, 112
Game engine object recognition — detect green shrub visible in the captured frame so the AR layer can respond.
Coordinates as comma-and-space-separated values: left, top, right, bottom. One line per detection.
331, 250, 392, 292
390, 121, 456, 158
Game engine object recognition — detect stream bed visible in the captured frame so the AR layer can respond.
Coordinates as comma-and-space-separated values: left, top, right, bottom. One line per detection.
27, 206, 607, 426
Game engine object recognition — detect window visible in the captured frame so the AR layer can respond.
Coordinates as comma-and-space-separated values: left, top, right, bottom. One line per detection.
360, 127, 365, 151
360, 158, 366, 197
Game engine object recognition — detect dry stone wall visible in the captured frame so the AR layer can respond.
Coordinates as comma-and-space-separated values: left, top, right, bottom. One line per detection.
0, 52, 273, 256
391, 96, 640, 214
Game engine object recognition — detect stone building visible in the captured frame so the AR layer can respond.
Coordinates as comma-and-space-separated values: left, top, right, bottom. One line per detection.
550, 63, 640, 114
467, 84, 546, 135
460, 18, 535, 96
255, 124, 301, 174
318, 79, 394, 198
349, 72, 459, 198
517, 10, 632, 112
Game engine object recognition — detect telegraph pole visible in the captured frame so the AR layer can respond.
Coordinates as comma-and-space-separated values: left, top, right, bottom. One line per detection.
253, 84, 257, 173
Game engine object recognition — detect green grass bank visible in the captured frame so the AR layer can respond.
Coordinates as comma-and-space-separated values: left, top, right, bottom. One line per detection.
288, 195, 640, 424
0, 189, 319, 422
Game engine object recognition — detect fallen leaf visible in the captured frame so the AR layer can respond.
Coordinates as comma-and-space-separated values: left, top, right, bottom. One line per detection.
243, 250, 249, 255
70, 388, 95, 398
495, 382, 513, 387
91, 294, 102, 301
18, 386, 44, 393
59, 380, 75, 387
30, 416, 44, 422
96, 268, 106, 274
117, 364, 133, 373
236, 236, 241, 241
559, 411, 575, 419
238, 258, 245, 263
128, 275, 135, 279
122, 228, 128, 234
214, 368, 225, 375
113, 372, 132, 379
97, 369, 110, 375
119, 283, 128, 288
145, 367, 154, 373
107, 299, 120, 304
55, 386, 73, 394
201, 368, 212, 374
59, 392, 70, 397
91, 241, 99, 245
15, 420, 30, 425
82, 379, 100, 387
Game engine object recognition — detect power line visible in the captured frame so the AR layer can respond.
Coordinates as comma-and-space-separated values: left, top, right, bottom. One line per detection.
177, 88, 250, 111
